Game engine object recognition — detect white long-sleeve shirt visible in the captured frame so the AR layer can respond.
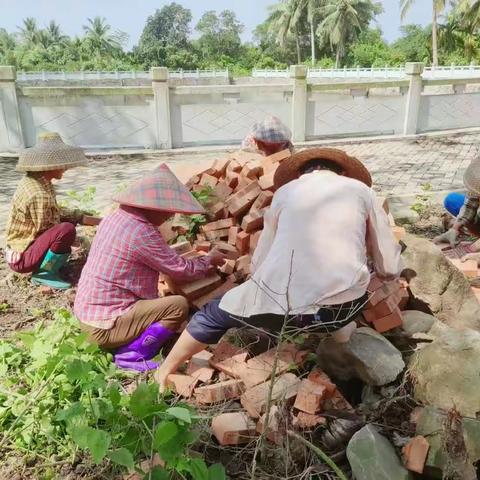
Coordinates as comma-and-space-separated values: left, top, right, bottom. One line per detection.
219, 170, 403, 317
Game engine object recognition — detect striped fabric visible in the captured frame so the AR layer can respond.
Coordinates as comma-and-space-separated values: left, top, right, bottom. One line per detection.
242, 116, 293, 150
74, 206, 212, 328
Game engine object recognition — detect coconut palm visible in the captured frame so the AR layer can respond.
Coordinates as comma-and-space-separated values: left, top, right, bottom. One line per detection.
318, 0, 381, 67
18, 17, 39, 45
293, 0, 325, 65
46, 21, 67, 45
82, 16, 123, 54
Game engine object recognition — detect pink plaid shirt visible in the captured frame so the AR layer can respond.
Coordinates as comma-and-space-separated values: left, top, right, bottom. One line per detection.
74, 207, 211, 328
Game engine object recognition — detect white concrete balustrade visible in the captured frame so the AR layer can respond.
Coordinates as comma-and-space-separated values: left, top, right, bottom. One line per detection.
1, 63, 480, 151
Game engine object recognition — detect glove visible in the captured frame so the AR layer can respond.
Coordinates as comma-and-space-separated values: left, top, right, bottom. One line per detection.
433, 228, 458, 248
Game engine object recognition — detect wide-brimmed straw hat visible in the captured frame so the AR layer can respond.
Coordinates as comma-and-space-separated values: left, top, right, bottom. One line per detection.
16, 132, 87, 172
113, 164, 205, 215
274, 147, 372, 191
463, 157, 480, 196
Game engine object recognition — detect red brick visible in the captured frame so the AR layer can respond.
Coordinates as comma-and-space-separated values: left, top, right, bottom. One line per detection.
204, 228, 229, 241
195, 241, 211, 253
367, 281, 400, 307
195, 379, 245, 404
225, 170, 239, 189
212, 181, 233, 201
211, 158, 231, 177
372, 307, 403, 333
236, 231, 250, 254
293, 380, 327, 414
219, 259, 235, 275
198, 173, 218, 188
214, 241, 240, 260
208, 202, 226, 220
225, 181, 261, 216
368, 275, 384, 292
189, 350, 213, 368
398, 287, 409, 310
211, 352, 249, 378
307, 369, 337, 397
82, 215, 102, 226
240, 160, 263, 179
211, 412, 256, 445
228, 226, 240, 245
158, 218, 177, 243
176, 273, 222, 300
363, 293, 401, 323
258, 168, 278, 191
235, 255, 251, 277
209, 341, 248, 373
226, 158, 242, 172
266, 149, 291, 164
185, 174, 200, 189
249, 231, 261, 254
241, 209, 265, 233
292, 412, 327, 430
166, 374, 198, 397
180, 250, 204, 259
201, 218, 235, 233
256, 406, 282, 444
251, 190, 274, 212
323, 389, 354, 412
240, 373, 301, 418
170, 240, 192, 255
402, 436, 430, 474
186, 366, 215, 383
191, 278, 236, 310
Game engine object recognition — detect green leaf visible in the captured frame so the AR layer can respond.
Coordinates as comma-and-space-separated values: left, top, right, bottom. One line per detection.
188, 458, 209, 480
65, 359, 92, 382
154, 421, 178, 448
129, 383, 158, 419
107, 448, 134, 470
208, 464, 226, 480
166, 407, 191, 424
146, 466, 170, 480
70, 426, 111, 464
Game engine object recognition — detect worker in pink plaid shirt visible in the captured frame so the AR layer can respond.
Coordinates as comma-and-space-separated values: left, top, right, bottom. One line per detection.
74, 164, 224, 372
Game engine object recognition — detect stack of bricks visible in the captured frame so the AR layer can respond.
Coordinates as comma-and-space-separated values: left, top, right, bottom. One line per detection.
158, 148, 291, 307
163, 339, 354, 446
361, 274, 408, 333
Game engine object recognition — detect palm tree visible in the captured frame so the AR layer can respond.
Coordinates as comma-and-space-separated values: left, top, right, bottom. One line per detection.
18, 17, 39, 45
318, 0, 379, 67
293, 0, 325, 65
268, 0, 304, 63
82, 16, 123, 54
46, 20, 67, 45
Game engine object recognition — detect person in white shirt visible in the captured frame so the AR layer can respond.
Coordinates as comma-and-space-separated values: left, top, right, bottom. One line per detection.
154, 148, 403, 390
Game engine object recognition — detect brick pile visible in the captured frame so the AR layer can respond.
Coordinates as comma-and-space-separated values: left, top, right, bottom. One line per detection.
164, 340, 354, 446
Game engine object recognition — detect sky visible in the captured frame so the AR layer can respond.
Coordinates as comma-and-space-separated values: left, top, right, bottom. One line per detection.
1, 0, 432, 48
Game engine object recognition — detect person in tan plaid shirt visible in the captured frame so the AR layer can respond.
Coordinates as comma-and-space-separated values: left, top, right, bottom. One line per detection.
5, 132, 88, 289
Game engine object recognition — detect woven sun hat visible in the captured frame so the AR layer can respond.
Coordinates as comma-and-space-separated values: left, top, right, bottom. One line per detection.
274, 147, 372, 191
113, 163, 205, 215
16, 132, 87, 173
242, 116, 293, 149
463, 157, 480, 197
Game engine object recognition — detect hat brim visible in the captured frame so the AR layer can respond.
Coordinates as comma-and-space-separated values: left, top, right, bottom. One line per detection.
113, 200, 205, 216
273, 148, 372, 190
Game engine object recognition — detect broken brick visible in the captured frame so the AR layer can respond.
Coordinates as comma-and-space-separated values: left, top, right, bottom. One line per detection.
214, 241, 240, 260
240, 373, 301, 418
167, 374, 198, 397
211, 351, 249, 378
209, 341, 247, 371
204, 228, 230, 241
293, 379, 327, 414
211, 412, 256, 445
292, 412, 327, 430
187, 366, 215, 383
228, 226, 240, 245
195, 241, 211, 253
194, 379, 245, 404
235, 255, 251, 277
256, 406, 283, 444
368, 275, 384, 292
402, 436, 430, 474
323, 389, 354, 412
219, 259, 235, 275
189, 350, 213, 368
307, 369, 337, 397
198, 173, 218, 188
363, 293, 401, 323
367, 281, 400, 307
372, 307, 403, 333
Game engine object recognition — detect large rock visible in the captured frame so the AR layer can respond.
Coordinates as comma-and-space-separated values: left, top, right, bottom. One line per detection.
401, 310, 436, 335
409, 328, 480, 417
347, 424, 413, 480
402, 234, 480, 331
416, 406, 479, 479
316, 327, 404, 386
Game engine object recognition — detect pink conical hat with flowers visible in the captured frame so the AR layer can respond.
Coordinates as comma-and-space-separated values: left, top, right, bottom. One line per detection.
112, 164, 205, 214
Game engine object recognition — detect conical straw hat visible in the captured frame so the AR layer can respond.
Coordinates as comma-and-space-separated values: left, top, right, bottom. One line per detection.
274, 147, 372, 191
16, 132, 87, 172
463, 157, 480, 196
113, 164, 205, 215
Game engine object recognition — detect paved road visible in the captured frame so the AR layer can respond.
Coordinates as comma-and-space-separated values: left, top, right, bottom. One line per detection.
1, 132, 479, 236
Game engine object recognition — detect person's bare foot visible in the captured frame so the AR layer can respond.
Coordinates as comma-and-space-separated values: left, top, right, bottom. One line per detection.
331, 321, 357, 343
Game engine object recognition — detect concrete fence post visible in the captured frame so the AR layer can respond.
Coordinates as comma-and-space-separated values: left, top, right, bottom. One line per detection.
151, 67, 172, 149
290, 65, 307, 143
403, 62, 424, 135
0, 66, 25, 151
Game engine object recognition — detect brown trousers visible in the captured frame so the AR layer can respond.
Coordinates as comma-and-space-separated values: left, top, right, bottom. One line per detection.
81, 296, 189, 350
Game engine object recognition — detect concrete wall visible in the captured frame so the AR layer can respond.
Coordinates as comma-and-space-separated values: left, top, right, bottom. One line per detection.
1, 64, 480, 152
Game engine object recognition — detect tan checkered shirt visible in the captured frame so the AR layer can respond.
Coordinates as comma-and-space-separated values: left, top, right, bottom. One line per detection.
5, 174, 79, 255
